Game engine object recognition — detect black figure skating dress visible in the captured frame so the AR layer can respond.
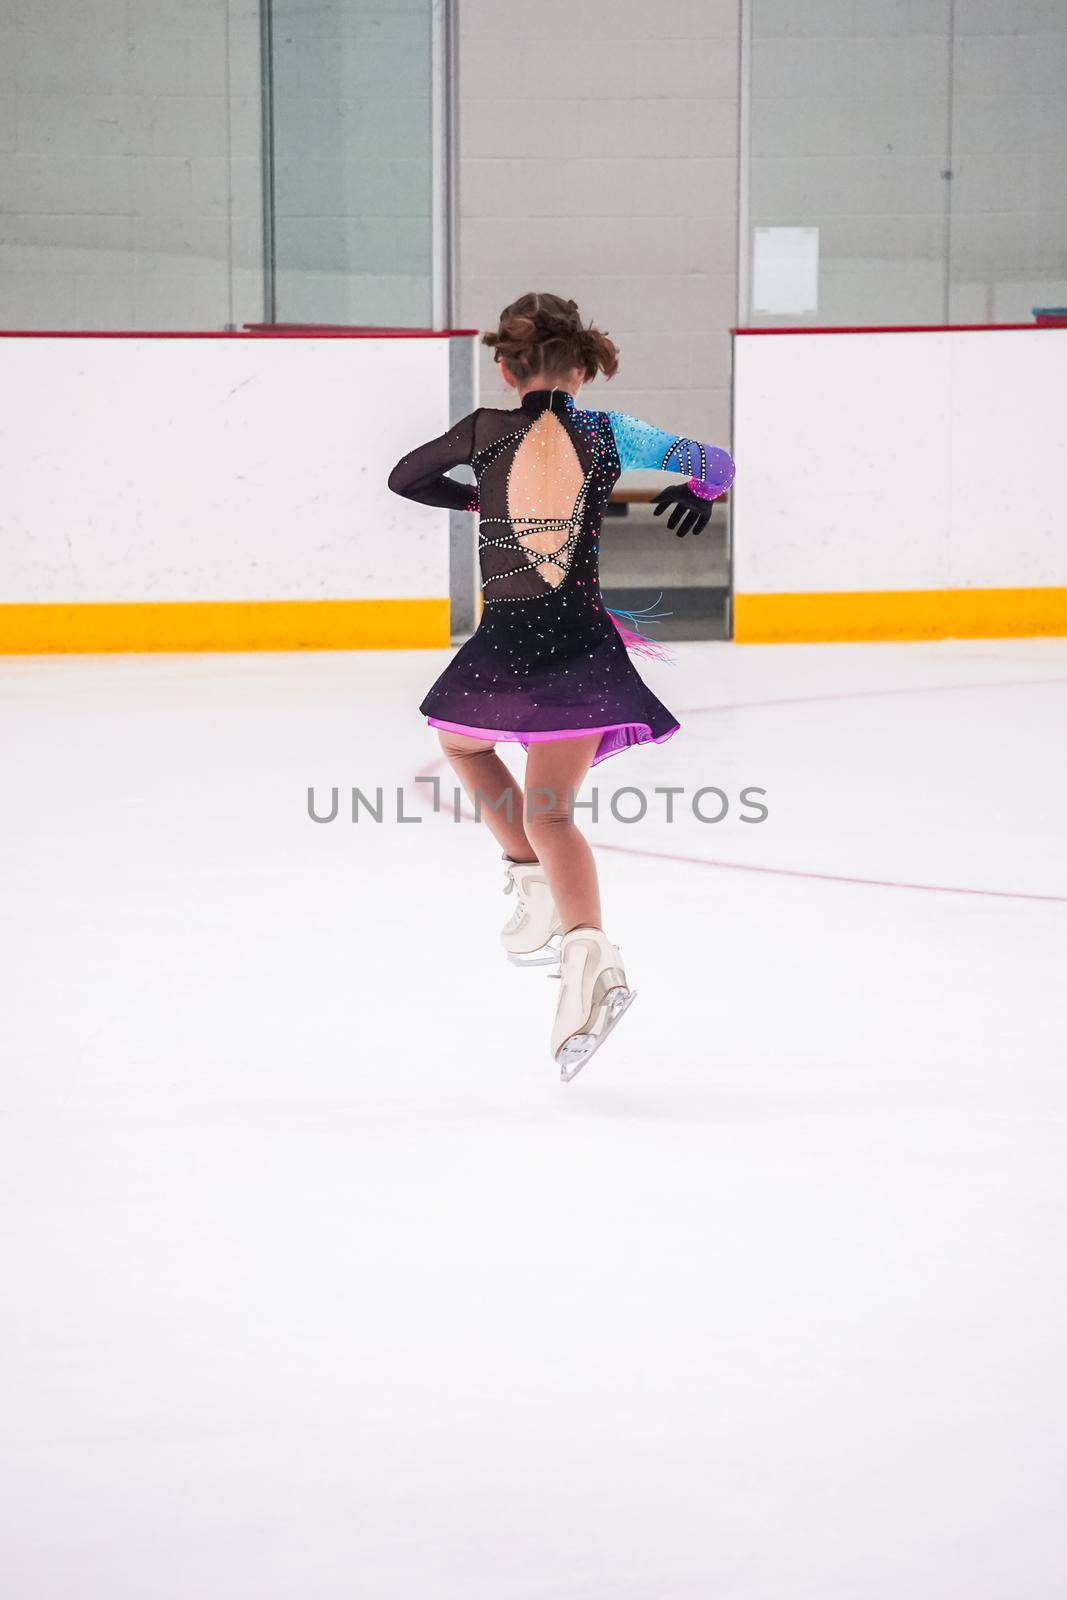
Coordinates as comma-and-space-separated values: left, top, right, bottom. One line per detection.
388, 388, 734, 767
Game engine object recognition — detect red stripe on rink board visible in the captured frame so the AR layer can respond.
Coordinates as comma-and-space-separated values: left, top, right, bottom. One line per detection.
733, 323, 1067, 335
244, 324, 481, 337
0, 327, 480, 339
408, 674, 1067, 907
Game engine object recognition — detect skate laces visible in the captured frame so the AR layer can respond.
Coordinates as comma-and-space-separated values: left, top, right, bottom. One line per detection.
502, 865, 532, 932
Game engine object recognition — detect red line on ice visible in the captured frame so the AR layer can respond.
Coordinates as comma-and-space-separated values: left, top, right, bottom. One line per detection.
407, 674, 1067, 906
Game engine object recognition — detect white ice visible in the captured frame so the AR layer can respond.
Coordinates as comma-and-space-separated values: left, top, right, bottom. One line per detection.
2, 639, 1066, 1598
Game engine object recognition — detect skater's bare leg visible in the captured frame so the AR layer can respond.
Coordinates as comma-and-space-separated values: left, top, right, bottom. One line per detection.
523, 734, 602, 934
437, 731, 535, 862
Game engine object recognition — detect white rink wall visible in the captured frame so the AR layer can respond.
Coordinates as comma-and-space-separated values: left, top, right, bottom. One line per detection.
732, 328, 1067, 596
0, 334, 451, 606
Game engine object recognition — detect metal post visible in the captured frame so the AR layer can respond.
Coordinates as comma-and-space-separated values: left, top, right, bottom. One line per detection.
430, 0, 456, 330
449, 337, 478, 639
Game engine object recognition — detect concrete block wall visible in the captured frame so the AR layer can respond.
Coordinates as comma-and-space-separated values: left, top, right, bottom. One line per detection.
0, 0, 263, 330
748, 0, 1067, 326
458, 0, 741, 456
3, 0, 1062, 365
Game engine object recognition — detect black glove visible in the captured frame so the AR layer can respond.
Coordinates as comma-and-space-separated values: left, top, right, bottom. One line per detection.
652, 484, 713, 538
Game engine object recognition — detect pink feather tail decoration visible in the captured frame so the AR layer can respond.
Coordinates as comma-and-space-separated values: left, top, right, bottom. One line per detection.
605, 600, 676, 665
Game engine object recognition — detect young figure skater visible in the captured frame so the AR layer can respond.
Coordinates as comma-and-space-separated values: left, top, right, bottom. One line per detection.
388, 293, 734, 1079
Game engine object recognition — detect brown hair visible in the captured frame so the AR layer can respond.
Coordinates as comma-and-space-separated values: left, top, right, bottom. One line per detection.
482, 292, 619, 384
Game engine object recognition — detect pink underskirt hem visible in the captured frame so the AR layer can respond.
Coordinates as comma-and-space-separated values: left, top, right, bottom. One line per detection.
426, 716, 680, 767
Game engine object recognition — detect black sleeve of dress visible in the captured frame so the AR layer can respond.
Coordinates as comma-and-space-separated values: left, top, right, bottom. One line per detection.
387, 409, 481, 513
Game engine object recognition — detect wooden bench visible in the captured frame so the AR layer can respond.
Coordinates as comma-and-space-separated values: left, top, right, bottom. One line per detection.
606, 486, 730, 514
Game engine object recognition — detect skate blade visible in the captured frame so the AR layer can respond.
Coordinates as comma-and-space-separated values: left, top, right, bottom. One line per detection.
506, 937, 562, 969
557, 987, 637, 1083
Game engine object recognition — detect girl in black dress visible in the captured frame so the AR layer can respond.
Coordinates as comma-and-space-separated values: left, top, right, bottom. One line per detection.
389, 293, 734, 1079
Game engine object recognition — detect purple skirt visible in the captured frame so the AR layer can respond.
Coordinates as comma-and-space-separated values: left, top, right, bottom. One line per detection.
420, 600, 679, 767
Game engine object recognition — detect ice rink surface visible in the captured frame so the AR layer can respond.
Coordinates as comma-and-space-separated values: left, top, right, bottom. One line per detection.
2, 638, 1066, 1599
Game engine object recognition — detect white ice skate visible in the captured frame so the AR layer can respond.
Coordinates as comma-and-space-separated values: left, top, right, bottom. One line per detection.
551, 926, 636, 1082
500, 854, 564, 968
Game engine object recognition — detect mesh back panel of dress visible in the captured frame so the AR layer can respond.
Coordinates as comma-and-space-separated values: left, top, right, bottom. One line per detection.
474, 409, 597, 603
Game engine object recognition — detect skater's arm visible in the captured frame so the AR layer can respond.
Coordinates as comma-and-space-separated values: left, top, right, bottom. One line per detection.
607, 411, 734, 537
608, 412, 735, 500
387, 410, 481, 514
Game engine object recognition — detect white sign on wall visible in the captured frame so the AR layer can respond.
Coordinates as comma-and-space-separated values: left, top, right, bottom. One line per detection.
752, 226, 820, 315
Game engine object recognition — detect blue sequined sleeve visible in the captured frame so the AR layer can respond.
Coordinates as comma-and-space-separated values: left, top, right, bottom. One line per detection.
607, 411, 735, 501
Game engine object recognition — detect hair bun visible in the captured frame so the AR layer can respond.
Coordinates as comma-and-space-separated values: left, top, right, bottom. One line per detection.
482, 293, 619, 385
546, 299, 582, 335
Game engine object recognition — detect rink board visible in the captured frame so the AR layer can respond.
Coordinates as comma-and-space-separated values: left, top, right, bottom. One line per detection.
732, 327, 1067, 641
0, 334, 453, 651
